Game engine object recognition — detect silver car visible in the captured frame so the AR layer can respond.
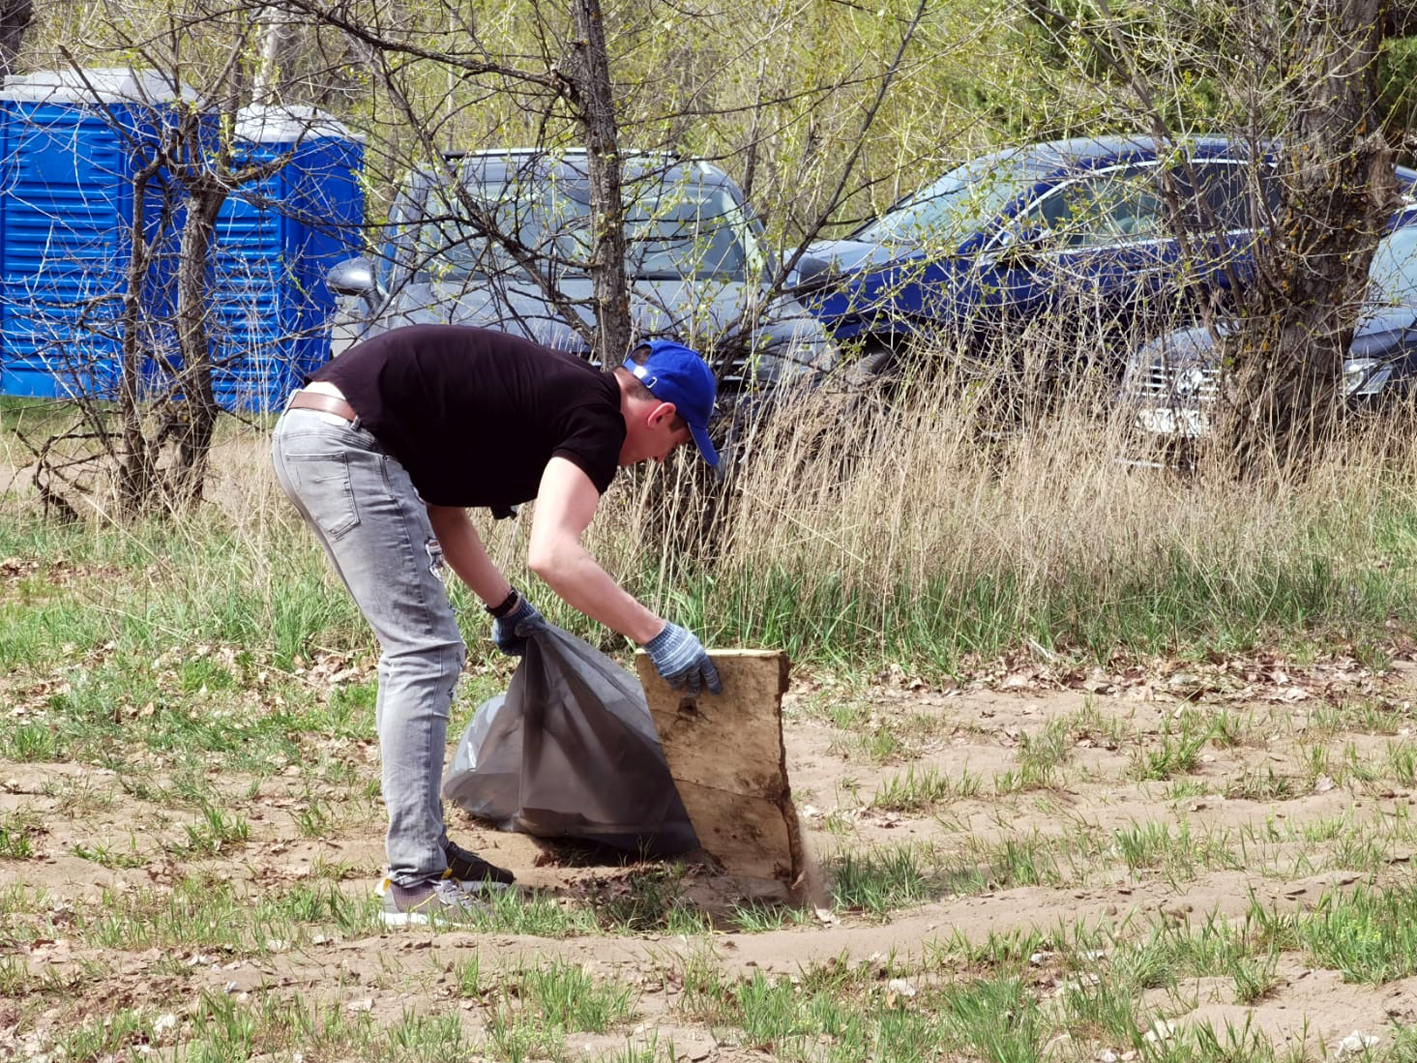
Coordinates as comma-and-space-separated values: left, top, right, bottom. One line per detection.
325, 149, 834, 394
1118, 215, 1417, 446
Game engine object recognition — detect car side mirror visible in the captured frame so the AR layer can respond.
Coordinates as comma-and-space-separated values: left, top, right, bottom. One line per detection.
790, 254, 833, 290
326, 257, 378, 298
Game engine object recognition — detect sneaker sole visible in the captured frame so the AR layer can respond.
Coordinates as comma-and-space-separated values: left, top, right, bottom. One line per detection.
379, 903, 491, 928
378, 909, 432, 928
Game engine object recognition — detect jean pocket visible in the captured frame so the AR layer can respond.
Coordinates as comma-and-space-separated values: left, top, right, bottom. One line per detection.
281, 452, 360, 540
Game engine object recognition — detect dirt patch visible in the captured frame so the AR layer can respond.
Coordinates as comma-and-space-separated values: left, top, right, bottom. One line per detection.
4, 659, 1417, 1060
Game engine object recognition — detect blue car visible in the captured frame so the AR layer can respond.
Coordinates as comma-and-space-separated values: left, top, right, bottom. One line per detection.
792, 136, 1417, 374
1119, 216, 1417, 443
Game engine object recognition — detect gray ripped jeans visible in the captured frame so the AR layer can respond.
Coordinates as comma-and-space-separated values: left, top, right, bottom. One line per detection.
271, 407, 464, 887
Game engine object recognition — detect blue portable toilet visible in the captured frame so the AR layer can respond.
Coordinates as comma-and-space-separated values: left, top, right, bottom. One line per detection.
208, 103, 364, 412
0, 68, 195, 400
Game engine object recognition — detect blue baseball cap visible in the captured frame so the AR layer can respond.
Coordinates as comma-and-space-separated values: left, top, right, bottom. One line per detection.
622, 339, 719, 467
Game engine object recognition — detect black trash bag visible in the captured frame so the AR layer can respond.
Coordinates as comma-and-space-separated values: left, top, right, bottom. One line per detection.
442, 624, 699, 855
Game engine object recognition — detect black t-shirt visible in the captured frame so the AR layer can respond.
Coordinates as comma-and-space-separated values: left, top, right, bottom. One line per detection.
311, 325, 624, 507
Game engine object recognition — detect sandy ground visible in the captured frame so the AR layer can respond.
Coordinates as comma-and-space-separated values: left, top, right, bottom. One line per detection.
4, 649, 1417, 1060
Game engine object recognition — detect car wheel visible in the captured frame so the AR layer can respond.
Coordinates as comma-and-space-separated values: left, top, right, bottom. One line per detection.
837, 336, 903, 390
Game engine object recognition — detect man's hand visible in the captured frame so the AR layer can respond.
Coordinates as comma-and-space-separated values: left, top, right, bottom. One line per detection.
492, 595, 545, 657
643, 623, 722, 695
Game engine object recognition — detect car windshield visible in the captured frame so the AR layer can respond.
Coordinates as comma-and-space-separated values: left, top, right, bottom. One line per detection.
854, 155, 1039, 247
411, 175, 761, 283
1369, 225, 1417, 304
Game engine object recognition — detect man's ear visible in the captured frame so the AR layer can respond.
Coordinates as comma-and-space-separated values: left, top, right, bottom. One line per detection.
647, 401, 677, 426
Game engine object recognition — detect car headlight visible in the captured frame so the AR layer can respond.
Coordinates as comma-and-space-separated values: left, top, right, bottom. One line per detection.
1343, 358, 1394, 397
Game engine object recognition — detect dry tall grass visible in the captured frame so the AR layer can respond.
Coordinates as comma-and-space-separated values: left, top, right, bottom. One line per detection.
713, 377, 1396, 574
6, 358, 1417, 667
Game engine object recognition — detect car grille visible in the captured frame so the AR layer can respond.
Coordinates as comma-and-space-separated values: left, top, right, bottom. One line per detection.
1135, 361, 1221, 403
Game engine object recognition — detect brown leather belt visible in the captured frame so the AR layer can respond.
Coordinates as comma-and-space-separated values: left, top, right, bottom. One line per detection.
289, 390, 358, 422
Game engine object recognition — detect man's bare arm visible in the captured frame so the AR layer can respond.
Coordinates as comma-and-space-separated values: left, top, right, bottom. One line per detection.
426, 505, 513, 607
526, 457, 663, 644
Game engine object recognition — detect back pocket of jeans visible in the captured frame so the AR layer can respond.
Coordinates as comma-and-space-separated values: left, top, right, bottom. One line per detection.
283, 452, 360, 540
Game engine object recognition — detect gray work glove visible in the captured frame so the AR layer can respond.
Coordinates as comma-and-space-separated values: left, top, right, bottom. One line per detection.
491, 594, 545, 657
643, 622, 722, 695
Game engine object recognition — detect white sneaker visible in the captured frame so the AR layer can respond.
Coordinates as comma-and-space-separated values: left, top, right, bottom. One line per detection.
375, 871, 510, 899
379, 878, 489, 927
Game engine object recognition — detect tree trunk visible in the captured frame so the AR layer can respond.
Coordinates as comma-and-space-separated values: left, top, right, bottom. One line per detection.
1221, 0, 1397, 477
168, 176, 228, 509
568, 0, 632, 365
0, 0, 32, 80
